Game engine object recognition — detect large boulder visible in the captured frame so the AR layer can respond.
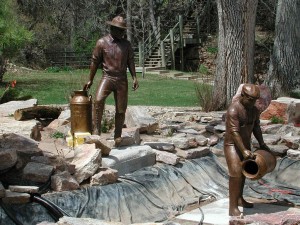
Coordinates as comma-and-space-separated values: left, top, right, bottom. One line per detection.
260, 97, 300, 125
0, 133, 42, 171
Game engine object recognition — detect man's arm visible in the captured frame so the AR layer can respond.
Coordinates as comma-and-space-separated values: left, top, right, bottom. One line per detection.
253, 118, 270, 151
127, 44, 139, 91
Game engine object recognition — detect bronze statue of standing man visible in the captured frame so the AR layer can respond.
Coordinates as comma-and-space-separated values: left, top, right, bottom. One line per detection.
224, 84, 270, 216
84, 16, 139, 145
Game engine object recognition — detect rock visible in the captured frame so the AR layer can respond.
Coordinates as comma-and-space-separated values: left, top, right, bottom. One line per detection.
0, 133, 42, 170
57, 216, 125, 225
269, 145, 289, 157
0, 99, 37, 117
176, 147, 210, 159
277, 124, 300, 136
207, 135, 219, 146
153, 149, 180, 165
260, 97, 300, 125
177, 128, 201, 135
282, 136, 300, 150
72, 144, 102, 183
231, 210, 300, 225
84, 135, 111, 156
260, 119, 271, 126
38, 129, 74, 160
260, 100, 288, 122
201, 116, 213, 123
112, 127, 142, 147
278, 97, 300, 125
252, 134, 281, 147
51, 171, 79, 191
9, 185, 39, 193
47, 119, 69, 130
37, 221, 57, 225
261, 124, 283, 134
90, 168, 118, 186
143, 142, 175, 152
205, 125, 215, 133
31, 156, 51, 164
125, 106, 159, 134
0, 145, 17, 171
2, 190, 31, 204
0, 117, 38, 138
194, 135, 208, 146
55, 162, 76, 175
287, 149, 300, 160
102, 145, 156, 176
58, 109, 71, 120
23, 162, 54, 183
171, 137, 190, 150
214, 124, 226, 132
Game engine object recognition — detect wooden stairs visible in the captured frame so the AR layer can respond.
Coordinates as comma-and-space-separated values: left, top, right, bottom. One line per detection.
135, 15, 201, 79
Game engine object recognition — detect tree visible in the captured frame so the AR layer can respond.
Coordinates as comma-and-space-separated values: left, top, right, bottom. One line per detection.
126, 0, 133, 42
212, 0, 258, 110
265, 0, 300, 98
0, 0, 32, 82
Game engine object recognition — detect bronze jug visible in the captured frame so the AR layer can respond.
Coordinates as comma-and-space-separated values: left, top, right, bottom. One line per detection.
242, 149, 276, 180
70, 90, 92, 134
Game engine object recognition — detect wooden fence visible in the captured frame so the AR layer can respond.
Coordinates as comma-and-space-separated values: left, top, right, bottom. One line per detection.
45, 51, 91, 68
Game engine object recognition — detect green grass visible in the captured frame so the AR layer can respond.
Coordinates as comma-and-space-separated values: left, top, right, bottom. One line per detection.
2, 69, 199, 107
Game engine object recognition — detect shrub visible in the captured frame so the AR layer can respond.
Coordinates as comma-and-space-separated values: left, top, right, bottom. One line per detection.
207, 46, 218, 54
198, 64, 209, 75
51, 131, 65, 139
270, 116, 284, 124
46, 66, 61, 73
194, 82, 214, 112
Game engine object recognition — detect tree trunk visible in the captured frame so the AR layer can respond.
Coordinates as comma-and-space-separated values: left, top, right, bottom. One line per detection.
212, 0, 258, 110
126, 0, 133, 43
265, 0, 300, 98
149, 0, 158, 34
14, 106, 63, 121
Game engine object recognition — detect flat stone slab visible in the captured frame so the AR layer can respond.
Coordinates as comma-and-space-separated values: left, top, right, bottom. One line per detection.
0, 99, 37, 116
0, 117, 37, 138
2, 190, 31, 204
102, 145, 156, 176
9, 185, 39, 193
176, 198, 300, 225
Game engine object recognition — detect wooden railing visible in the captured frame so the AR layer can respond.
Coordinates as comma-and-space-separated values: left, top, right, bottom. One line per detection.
137, 15, 201, 70
45, 50, 90, 68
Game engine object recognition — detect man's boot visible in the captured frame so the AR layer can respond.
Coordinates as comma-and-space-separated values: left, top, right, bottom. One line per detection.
93, 102, 105, 135
114, 112, 125, 147
229, 176, 243, 216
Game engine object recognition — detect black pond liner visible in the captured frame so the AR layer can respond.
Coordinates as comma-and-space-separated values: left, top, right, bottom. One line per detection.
1, 153, 300, 225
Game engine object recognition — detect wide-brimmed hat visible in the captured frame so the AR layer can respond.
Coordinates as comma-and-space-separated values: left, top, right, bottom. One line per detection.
106, 16, 127, 29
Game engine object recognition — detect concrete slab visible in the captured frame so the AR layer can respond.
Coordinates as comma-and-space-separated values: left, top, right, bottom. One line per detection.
102, 145, 156, 176
176, 198, 300, 225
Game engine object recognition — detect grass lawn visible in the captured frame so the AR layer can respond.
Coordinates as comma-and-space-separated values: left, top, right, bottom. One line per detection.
1, 69, 200, 107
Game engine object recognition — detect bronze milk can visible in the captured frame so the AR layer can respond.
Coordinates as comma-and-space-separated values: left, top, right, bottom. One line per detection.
70, 90, 92, 134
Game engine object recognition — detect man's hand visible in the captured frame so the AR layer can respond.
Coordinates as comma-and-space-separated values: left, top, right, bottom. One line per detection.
132, 78, 139, 91
242, 149, 255, 160
260, 143, 271, 152
83, 81, 93, 91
